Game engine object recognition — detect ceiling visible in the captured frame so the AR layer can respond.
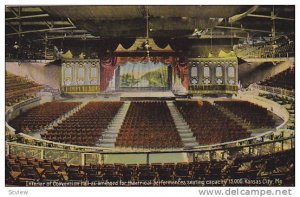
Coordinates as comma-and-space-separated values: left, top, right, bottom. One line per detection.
5, 5, 295, 42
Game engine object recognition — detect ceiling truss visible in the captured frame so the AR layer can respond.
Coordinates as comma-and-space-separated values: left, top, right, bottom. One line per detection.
5, 5, 294, 42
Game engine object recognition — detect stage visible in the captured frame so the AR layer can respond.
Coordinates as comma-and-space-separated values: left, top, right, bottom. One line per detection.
61, 90, 190, 101
120, 91, 176, 101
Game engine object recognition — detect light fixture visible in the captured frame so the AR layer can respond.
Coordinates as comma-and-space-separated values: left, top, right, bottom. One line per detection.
13, 41, 19, 49
136, 6, 151, 57
230, 22, 235, 54
144, 6, 151, 58
192, 28, 209, 37
144, 40, 150, 50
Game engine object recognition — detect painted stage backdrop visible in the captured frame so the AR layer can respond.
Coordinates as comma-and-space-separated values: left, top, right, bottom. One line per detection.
119, 61, 168, 88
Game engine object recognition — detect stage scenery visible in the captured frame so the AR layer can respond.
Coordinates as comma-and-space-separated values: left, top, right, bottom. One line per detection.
5, 5, 295, 187
119, 62, 168, 89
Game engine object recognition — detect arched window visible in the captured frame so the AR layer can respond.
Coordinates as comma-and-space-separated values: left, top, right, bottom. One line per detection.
191, 66, 198, 77
64, 65, 72, 79
90, 65, 97, 79
228, 65, 235, 78
204, 66, 210, 77
77, 65, 85, 80
216, 66, 223, 77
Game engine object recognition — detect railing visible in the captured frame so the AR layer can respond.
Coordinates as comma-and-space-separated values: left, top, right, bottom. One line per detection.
5, 96, 41, 137
9, 99, 291, 156
5, 59, 53, 63
5, 122, 15, 136
189, 85, 238, 95
41, 85, 61, 95
235, 43, 294, 59
5, 96, 41, 120
250, 84, 294, 98
236, 93, 290, 124
6, 135, 294, 165
12, 96, 41, 111
6, 115, 294, 164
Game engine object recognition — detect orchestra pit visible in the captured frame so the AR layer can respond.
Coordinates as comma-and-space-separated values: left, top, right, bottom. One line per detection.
5, 5, 295, 187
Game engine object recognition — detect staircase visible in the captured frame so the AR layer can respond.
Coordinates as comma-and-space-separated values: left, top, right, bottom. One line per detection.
215, 104, 250, 130
166, 101, 199, 148
97, 101, 131, 148
36, 101, 89, 139
49, 101, 89, 128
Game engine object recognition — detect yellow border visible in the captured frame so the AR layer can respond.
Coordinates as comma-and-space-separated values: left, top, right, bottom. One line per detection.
189, 85, 238, 95
62, 85, 100, 93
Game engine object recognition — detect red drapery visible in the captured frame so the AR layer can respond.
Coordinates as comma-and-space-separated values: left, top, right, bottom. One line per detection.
100, 56, 118, 91
100, 56, 189, 91
173, 56, 189, 90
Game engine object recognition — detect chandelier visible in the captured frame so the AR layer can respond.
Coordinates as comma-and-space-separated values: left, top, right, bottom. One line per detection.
140, 6, 151, 58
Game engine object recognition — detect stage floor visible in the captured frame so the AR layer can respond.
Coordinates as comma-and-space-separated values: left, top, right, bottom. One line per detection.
120, 91, 176, 101
60, 91, 179, 101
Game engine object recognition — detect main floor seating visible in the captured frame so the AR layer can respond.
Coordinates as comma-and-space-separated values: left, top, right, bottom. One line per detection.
9, 102, 81, 133
5, 149, 294, 186
215, 101, 276, 129
5, 72, 43, 106
174, 101, 251, 145
42, 102, 123, 146
259, 67, 295, 90
115, 101, 183, 149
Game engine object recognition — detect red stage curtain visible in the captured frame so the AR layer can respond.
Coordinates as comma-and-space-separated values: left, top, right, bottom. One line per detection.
100, 56, 188, 91
100, 56, 118, 91
174, 57, 189, 90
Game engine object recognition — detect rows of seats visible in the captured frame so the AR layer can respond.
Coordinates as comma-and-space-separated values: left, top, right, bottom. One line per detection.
228, 149, 294, 186
5, 149, 294, 186
259, 42, 295, 58
174, 101, 251, 145
9, 102, 81, 133
259, 93, 294, 130
235, 37, 295, 58
215, 101, 276, 129
116, 101, 183, 149
42, 102, 123, 146
235, 43, 274, 58
5, 72, 43, 106
259, 67, 295, 90
274, 41, 295, 57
